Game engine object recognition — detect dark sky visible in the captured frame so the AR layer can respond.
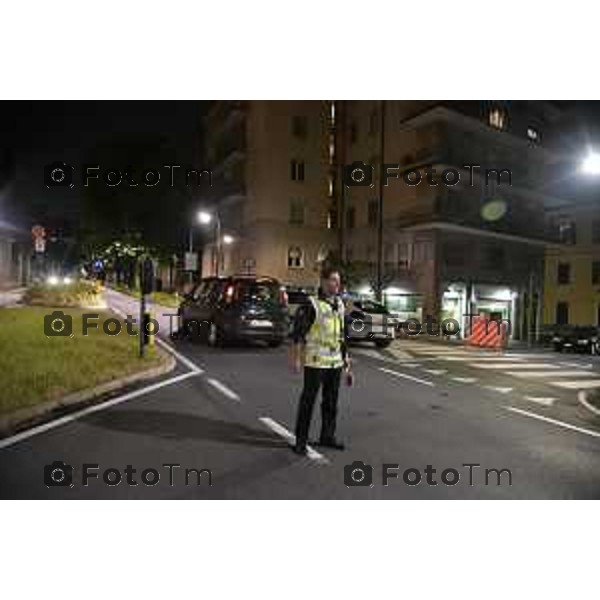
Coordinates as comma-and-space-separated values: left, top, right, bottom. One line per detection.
0, 101, 207, 248
1, 100, 600, 247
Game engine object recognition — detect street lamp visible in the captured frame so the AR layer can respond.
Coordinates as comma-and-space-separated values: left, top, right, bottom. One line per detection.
581, 151, 600, 175
197, 210, 223, 276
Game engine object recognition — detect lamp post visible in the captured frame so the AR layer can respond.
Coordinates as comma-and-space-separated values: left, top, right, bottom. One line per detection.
198, 210, 232, 277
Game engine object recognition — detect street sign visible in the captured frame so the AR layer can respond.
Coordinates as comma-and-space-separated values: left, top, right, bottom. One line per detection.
184, 252, 198, 271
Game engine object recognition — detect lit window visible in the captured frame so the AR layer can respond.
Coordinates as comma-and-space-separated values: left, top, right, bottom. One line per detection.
328, 176, 334, 197
287, 246, 304, 269
330, 101, 336, 125
527, 126, 540, 142
488, 108, 506, 130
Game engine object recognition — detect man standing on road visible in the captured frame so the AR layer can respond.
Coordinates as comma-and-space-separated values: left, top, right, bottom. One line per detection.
289, 268, 352, 455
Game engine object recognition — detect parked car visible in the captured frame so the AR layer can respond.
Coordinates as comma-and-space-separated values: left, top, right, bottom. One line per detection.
551, 325, 599, 354
178, 276, 289, 347
345, 299, 397, 348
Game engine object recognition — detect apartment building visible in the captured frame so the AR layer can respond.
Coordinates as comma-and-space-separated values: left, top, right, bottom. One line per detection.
203, 100, 567, 338
341, 100, 566, 337
202, 100, 337, 289
544, 203, 600, 326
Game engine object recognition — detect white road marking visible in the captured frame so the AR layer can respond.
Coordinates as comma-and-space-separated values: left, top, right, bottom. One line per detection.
258, 417, 327, 462
484, 386, 513, 394
155, 338, 204, 374
423, 369, 447, 376
523, 396, 557, 406
578, 391, 600, 417
0, 371, 199, 450
207, 377, 240, 402
451, 377, 478, 383
559, 361, 593, 369
506, 370, 598, 378
443, 356, 525, 362
471, 362, 562, 370
504, 406, 600, 439
550, 380, 600, 390
378, 367, 435, 387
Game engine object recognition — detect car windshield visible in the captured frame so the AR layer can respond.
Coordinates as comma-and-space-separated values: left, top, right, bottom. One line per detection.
237, 281, 279, 303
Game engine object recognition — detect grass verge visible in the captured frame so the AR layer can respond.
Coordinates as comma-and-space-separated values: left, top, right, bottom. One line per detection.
0, 307, 165, 417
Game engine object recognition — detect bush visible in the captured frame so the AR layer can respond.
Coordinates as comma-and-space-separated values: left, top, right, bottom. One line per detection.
24, 281, 102, 308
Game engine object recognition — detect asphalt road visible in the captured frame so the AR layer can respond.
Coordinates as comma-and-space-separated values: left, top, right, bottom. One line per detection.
1, 290, 599, 499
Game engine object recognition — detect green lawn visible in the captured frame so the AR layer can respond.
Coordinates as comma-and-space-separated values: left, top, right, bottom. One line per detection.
112, 284, 181, 308
0, 307, 164, 417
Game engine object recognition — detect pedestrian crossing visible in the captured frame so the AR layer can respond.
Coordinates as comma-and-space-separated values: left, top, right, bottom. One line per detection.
356, 341, 600, 392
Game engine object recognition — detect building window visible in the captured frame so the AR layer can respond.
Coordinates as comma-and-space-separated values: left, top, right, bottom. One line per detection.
287, 246, 304, 269
368, 199, 378, 227
346, 206, 355, 229
291, 115, 307, 139
557, 262, 571, 285
527, 126, 540, 143
289, 199, 304, 225
556, 301, 569, 325
557, 218, 576, 244
327, 206, 338, 229
488, 107, 506, 130
290, 160, 305, 181
593, 261, 600, 285
592, 219, 600, 244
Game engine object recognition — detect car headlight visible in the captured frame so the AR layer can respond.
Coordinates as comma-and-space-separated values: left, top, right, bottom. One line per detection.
47, 275, 59, 286
63, 276, 72, 285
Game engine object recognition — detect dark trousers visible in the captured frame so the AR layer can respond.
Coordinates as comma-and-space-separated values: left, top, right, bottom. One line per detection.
294, 366, 342, 446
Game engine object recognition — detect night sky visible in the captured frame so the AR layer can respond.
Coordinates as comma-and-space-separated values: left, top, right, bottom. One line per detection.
1, 100, 599, 250
0, 101, 207, 251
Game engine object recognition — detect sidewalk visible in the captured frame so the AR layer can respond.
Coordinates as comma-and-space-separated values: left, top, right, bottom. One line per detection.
104, 287, 180, 339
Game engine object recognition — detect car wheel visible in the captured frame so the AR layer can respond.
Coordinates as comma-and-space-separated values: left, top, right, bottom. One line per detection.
207, 322, 224, 347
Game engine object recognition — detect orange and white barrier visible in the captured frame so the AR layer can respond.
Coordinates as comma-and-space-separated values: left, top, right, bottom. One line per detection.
467, 316, 508, 350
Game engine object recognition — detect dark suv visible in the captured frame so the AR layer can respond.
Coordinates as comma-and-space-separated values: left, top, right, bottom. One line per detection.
178, 276, 289, 347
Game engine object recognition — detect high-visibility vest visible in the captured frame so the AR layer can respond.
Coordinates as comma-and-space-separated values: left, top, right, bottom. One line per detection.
304, 296, 345, 368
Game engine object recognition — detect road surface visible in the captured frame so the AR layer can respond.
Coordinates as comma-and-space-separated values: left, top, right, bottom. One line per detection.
1, 289, 599, 499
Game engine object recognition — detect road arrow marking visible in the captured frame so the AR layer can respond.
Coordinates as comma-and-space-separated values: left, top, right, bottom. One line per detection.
484, 386, 513, 394
523, 395, 557, 406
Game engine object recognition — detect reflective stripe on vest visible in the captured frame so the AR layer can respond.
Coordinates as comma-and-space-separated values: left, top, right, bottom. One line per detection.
304, 296, 344, 368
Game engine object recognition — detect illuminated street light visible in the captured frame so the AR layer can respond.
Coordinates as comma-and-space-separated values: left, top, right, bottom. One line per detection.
223, 234, 234, 245
581, 151, 600, 175
198, 211, 212, 224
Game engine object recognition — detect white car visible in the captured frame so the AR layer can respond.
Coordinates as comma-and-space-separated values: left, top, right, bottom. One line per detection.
345, 299, 397, 348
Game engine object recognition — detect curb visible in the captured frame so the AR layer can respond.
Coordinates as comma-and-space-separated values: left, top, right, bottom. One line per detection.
577, 390, 600, 417
0, 347, 176, 437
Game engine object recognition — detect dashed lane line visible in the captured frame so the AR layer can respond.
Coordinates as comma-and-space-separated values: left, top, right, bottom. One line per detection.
484, 386, 513, 394
505, 370, 598, 379
378, 367, 435, 387
550, 380, 600, 390
451, 377, 478, 384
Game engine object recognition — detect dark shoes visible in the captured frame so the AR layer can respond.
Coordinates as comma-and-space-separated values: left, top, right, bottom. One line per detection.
290, 442, 308, 455
315, 438, 345, 450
